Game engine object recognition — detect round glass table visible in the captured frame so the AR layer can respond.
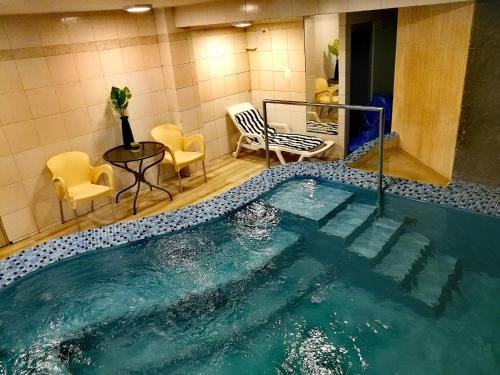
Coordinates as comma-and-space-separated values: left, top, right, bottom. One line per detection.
103, 141, 172, 215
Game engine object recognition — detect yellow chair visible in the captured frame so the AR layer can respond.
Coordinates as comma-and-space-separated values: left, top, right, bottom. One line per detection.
151, 124, 207, 192
47, 151, 115, 229
315, 77, 339, 115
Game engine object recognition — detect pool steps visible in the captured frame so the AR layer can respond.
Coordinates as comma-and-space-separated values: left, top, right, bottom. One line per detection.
267, 182, 354, 227
319, 203, 377, 243
59, 256, 328, 372
266, 183, 462, 316
54, 226, 301, 347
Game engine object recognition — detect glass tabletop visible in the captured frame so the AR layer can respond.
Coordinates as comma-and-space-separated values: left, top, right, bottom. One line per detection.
103, 142, 165, 163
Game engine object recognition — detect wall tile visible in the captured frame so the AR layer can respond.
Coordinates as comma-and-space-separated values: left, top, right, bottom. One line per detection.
13, 147, 47, 180
81, 78, 108, 107
34, 114, 67, 145
0, 61, 23, 94
22, 173, 56, 205
115, 13, 140, 39
55, 82, 86, 112
3, 16, 41, 49
287, 29, 305, 51
177, 86, 199, 111
37, 15, 70, 46
66, 15, 95, 43
0, 155, 20, 187
173, 64, 193, 89
348, 0, 382, 12
42, 139, 71, 160
210, 77, 226, 99
32, 197, 61, 229
4, 120, 41, 153
26, 86, 60, 118
90, 13, 118, 41
47, 54, 79, 84
271, 29, 288, 51
16, 57, 52, 90
0, 182, 28, 216
180, 108, 201, 133
137, 13, 157, 36
1, 207, 38, 241
122, 45, 145, 72
0, 91, 33, 125
319, 0, 349, 13
170, 40, 190, 65
62, 108, 92, 138
150, 90, 168, 115
75, 51, 104, 80
0, 18, 10, 50
142, 44, 162, 69
98, 49, 124, 76
69, 133, 96, 157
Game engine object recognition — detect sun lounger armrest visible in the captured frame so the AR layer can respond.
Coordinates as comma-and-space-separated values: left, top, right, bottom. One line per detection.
268, 122, 290, 133
241, 132, 265, 145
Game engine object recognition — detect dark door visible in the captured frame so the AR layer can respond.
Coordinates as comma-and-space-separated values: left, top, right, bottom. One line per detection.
349, 22, 373, 140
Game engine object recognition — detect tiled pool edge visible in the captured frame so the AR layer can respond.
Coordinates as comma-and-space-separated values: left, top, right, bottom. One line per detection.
1, 132, 499, 288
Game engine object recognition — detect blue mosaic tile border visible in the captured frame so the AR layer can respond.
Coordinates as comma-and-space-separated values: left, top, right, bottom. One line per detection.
1, 132, 499, 288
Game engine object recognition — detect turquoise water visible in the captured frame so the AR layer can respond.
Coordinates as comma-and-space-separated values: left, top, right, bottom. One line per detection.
0, 179, 499, 374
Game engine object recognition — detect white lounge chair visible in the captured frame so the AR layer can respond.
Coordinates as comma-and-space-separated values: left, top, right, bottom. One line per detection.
227, 102, 335, 165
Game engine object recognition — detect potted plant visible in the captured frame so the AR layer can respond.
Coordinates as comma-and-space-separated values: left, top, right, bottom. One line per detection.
328, 39, 339, 83
110, 86, 135, 149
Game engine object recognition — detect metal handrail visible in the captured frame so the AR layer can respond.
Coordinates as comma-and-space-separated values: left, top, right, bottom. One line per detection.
262, 99, 385, 213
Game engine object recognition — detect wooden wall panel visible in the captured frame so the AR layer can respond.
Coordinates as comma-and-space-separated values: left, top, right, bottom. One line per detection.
392, 2, 474, 179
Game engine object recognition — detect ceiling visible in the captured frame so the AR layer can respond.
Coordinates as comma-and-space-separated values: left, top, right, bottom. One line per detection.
0, 0, 214, 15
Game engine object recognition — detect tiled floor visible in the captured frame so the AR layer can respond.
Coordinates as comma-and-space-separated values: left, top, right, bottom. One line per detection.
0, 152, 278, 259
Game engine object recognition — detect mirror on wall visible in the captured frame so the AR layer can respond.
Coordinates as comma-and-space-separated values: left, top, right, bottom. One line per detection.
304, 14, 341, 155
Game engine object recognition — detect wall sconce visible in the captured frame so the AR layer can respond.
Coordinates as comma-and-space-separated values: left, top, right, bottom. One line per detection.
125, 4, 152, 13
234, 21, 252, 28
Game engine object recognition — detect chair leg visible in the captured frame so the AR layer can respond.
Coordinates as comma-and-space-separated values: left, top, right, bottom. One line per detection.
202, 160, 207, 183
157, 163, 161, 184
73, 208, 80, 230
298, 154, 306, 162
275, 151, 286, 165
58, 200, 65, 224
177, 171, 183, 193
232, 136, 243, 158
90, 200, 94, 212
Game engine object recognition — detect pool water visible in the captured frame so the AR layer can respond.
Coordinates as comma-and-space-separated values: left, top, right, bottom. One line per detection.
1, 179, 499, 374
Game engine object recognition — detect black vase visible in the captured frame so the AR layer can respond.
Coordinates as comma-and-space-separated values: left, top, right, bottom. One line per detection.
120, 116, 135, 149
333, 57, 339, 82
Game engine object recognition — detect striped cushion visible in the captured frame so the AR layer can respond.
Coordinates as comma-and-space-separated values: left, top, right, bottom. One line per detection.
234, 109, 323, 151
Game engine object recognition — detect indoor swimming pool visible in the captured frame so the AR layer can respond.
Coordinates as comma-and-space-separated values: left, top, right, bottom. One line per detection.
0, 179, 499, 374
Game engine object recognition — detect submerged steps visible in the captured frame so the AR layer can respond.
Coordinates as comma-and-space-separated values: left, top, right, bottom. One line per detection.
266, 180, 354, 227
319, 203, 376, 243
347, 218, 404, 261
410, 254, 462, 312
374, 233, 430, 286
61, 256, 327, 373
52, 227, 300, 347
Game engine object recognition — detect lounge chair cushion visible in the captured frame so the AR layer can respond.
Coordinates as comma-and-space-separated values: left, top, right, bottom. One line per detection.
234, 109, 324, 151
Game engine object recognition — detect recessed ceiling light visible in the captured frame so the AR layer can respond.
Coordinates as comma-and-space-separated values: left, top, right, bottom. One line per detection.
125, 4, 152, 13
234, 21, 252, 28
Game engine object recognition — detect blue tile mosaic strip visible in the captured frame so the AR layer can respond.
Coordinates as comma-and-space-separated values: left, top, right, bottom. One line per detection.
1, 132, 499, 288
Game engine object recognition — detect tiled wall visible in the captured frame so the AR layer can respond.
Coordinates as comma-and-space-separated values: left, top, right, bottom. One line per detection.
155, 7, 251, 163
247, 21, 307, 132
0, 11, 175, 241
0, 8, 252, 243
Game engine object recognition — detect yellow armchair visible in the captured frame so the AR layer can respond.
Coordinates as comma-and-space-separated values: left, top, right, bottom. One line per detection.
151, 124, 207, 192
315, 78, 339, 115
47, 151, 115, 229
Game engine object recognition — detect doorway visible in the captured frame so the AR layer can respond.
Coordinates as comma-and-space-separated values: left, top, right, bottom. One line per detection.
348, 9, 398, 153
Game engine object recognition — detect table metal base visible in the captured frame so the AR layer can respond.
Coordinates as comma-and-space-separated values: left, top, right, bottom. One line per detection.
111, 152, 172, 215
